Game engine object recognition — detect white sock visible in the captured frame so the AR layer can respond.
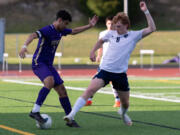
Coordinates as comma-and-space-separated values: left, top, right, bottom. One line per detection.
70, 97, 86, 118
32, 104, 41, 113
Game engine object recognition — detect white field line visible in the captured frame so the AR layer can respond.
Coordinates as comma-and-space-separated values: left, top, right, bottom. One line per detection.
128, 77, 180, 80
64, 76, 180, 81
2, 79, 180, 103
131, 86, 180, 89
19, 77, 180, 81
64, 77, 180, 81
8, 77, 180, 82
8, 79, 180, 90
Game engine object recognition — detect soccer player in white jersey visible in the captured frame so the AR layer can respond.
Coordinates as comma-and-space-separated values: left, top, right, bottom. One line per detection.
86, 16, 121, 107
64, 1, 156, 126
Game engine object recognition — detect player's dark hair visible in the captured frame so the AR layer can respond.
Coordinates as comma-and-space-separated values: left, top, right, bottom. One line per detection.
56, 10, 72, 22
105, 16, 113, 23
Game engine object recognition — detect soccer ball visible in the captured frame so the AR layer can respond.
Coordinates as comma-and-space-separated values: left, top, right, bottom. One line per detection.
36, 114, 52, 129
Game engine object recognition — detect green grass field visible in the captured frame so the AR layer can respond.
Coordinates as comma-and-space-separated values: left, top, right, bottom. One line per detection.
6, 55, 179, 65
5, 30, 180, 58
4, 30, 180, 65
0, 76, 180, 135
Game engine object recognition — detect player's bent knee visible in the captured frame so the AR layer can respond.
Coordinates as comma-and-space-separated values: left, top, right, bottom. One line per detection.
44, 83, 54, 89
43, 77, 55, 89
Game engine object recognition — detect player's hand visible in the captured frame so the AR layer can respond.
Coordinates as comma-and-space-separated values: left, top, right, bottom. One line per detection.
90, 51, 96, 62
89, 15, 99, 27
19, 48, 28, 59
140, 1, 148, 12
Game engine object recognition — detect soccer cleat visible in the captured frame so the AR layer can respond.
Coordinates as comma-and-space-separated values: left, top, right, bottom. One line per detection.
118, 109, 133, 126
29, 111, 47, 124
85, 100, 92, 106
64, 115, 73, 124
113, 101, 121, 107
66, 120, 80, 128
64, 115, 80, 128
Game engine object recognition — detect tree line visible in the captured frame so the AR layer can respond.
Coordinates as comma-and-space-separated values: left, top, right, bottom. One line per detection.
78, 0, 142, 24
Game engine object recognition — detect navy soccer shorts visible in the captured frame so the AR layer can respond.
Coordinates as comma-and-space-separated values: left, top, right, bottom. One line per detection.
94, 69, 129, 91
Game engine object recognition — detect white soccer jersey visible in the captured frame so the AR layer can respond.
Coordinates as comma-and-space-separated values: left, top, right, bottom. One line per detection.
99, 30, 143, 73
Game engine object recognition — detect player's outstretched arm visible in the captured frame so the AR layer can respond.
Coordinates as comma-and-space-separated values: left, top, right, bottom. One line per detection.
90, 39, 104, 62
140, 1, 156, 38
71, 15, 98, 35
19, 33, 38, 59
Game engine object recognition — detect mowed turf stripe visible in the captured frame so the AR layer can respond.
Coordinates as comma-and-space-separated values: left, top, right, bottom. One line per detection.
0, 95, 180, 131
0, 125, 35, 135
81, 111, 180, 131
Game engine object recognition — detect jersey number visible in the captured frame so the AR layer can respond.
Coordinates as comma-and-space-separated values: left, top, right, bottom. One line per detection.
116, 37, 120, 42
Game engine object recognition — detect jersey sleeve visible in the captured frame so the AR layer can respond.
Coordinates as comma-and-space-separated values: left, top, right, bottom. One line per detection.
132, 30, 143, 43
62, 29, 72, 36
99, 31, 104, 39
36, 26, 50, 38
100, 31, 111, 42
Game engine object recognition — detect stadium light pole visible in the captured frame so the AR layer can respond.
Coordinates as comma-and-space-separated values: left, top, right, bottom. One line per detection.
124, 0, 128, 15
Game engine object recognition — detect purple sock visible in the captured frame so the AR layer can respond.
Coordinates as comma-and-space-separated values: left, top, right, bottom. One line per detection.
36, 87, 50, 106
59, 97, 72, 115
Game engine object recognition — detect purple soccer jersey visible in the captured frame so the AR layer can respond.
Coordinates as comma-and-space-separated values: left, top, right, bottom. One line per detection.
32, 25, 72, 66
32, 25, 72, 84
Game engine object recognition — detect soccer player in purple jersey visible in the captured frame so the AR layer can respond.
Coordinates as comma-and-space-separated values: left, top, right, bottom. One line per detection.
19, 10, 98, 128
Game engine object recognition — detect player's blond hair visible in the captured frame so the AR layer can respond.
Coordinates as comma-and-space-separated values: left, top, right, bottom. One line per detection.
113, 12, 131, 29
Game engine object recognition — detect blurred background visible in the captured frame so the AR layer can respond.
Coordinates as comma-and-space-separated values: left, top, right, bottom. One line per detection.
0, 0, 180, 69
